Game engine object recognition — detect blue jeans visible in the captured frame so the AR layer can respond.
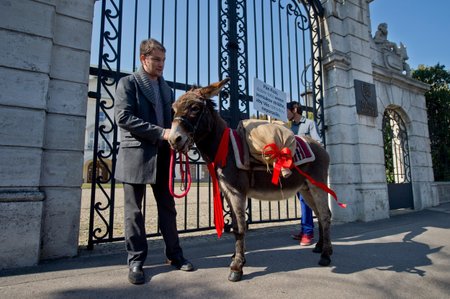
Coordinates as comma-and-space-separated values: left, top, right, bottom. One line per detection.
299, 194, 314, 235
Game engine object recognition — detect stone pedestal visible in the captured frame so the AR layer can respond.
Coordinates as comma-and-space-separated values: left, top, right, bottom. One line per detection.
0, 191, 44, 269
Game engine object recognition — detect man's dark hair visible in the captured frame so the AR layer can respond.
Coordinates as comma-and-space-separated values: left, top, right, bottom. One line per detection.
140, 38, 166, 56
287, 101, 302, 113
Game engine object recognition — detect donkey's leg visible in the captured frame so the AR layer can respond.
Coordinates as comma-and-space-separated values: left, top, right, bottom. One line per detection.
303, 184, 333, 266
313, 220, 324, 253
226, 193, 247, 282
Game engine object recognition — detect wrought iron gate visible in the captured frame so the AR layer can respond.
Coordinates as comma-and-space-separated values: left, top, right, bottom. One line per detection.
86, 0, 325, 249
382, 108, 413, 209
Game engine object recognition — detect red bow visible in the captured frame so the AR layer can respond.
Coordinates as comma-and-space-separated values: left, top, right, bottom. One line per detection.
262, 143, 293, 185
294, 165, 347, 208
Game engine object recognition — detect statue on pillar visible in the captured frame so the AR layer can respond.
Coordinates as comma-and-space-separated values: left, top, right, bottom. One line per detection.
374, 23, 398, 53
373, 23, 411, 76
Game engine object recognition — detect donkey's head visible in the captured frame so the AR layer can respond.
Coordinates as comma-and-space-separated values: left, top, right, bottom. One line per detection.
168, 78, 229, 153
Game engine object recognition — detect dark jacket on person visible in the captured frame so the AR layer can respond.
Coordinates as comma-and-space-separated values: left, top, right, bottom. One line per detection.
114, 67, 173, 184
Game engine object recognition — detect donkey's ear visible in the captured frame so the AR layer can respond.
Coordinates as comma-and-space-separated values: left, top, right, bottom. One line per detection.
200, 78, 230, 98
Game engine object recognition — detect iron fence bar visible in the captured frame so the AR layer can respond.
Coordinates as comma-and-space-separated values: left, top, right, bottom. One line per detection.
86, 0, 324, 248
148, 0, 152, 38
207, 0, 211, 84
247, 0, 254, 217
270, 0, 275, 87
269, 202, 273, 220
185, 0, 190, 91
303, 0, 325, 145
252, 0, 259, 79
183, 184, 188, 231
294, 8, 301, 103
276, 0, 283, 222
300, 12, 308, 107
242, 0, 250, 118
278, 0, 284, 90
196, 164, 200, 228
161, 0, 166, 44
88, 0, 107, 251
109, 0, 123, 242
261, 0, 267, 83
208, 175, 212, 227
196, 0, 200, 85
228, 0, 239, 128
286, 197, 290, 218
132, 0, 138, 71
173, 0, 178, 96
286, 5, 293, 99
88, 0, 123, 249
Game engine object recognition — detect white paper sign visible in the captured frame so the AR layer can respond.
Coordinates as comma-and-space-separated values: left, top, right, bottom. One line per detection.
253, 78, 287, 122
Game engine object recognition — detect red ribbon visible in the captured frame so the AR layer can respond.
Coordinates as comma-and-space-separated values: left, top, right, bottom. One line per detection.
262, 143, 346, 208
262, 143, 293, 185
293, 165, 347, 208
206, 127, 230, 238
168, 149, 192, 198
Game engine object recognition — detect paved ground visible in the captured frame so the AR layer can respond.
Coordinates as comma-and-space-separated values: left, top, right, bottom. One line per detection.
1, 203, 450, 299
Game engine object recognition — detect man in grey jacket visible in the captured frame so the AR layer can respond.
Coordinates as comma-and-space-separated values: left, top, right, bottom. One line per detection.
115, 38, 193, 285
286, 101, 322, 246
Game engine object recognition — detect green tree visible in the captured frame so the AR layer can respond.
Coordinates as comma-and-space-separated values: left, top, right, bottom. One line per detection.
412, 64, 450, 181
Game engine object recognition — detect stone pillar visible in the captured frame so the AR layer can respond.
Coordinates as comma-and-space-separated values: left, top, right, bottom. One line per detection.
0, 0, 94, 269
321, 0, 434, 222
320, 0, 389, 222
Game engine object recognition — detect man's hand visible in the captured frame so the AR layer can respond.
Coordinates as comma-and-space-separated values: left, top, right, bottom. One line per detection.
163, 128, 171, 140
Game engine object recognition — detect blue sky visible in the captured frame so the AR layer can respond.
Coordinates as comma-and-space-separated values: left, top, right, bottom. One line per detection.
370, 0, 450, 70
91, 1, 450, 73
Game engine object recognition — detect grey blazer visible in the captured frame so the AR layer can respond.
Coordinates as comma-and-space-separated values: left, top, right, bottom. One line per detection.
114, 68, 173, 184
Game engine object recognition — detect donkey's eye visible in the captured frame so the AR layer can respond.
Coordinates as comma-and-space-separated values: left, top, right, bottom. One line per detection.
191, 106, 201, 113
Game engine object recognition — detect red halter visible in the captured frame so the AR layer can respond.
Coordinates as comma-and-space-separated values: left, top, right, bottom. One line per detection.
169, 149, 192, 198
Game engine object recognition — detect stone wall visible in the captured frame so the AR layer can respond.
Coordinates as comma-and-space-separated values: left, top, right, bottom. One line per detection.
0, 0, 94, 269
320, 0, 434, 222
433, 182, 450, 204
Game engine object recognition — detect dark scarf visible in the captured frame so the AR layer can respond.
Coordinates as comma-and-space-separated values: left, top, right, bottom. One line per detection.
133, 67, 172, 127
134, 66, 159, 106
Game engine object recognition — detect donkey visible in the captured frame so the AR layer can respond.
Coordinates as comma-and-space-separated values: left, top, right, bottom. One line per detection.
168, 78, 334, 282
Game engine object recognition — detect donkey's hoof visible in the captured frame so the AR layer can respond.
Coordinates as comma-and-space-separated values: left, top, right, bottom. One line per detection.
312, 245, 322, 253
228, 271, 243, 282
318, 256, 331, 266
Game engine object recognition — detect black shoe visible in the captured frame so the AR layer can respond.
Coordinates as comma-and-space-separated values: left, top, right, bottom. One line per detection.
128, 266, 145, 285
167, 257, 194, 271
